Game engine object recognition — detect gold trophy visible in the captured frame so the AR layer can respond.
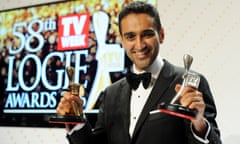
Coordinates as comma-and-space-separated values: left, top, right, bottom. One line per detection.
157, 54, 201, 120
49, 66, 85, 124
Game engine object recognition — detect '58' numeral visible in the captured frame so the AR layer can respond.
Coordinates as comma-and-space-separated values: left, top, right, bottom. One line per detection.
10, 19, 44, 54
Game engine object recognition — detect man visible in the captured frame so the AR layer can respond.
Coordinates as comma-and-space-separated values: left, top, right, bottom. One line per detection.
57, 1, 221, 144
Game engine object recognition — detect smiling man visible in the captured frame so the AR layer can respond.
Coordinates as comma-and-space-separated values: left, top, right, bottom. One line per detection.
57, 1, 222, 144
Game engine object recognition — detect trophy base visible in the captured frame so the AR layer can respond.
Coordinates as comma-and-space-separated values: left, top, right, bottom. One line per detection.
158, 103, 197, 120
48, 115, 86, 124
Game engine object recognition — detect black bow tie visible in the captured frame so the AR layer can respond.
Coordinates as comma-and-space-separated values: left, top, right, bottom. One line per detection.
126, 72, 152, 90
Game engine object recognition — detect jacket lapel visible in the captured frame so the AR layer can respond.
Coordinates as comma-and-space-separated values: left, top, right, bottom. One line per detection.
131, 60, 176, 139
119, 78, 132, 142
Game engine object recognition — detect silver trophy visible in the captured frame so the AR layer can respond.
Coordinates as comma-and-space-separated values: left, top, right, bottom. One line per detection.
158, 54, 200, 120
49, 66, 85, 124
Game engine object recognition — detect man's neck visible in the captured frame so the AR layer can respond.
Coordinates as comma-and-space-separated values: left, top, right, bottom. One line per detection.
132, 54, 164, 79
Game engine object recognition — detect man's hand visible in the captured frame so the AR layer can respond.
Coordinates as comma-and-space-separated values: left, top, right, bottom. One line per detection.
56, 91, 84, 116
175, 84, 207, 137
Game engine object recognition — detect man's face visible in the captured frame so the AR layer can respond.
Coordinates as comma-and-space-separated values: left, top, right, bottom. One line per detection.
120, 13, 164, 72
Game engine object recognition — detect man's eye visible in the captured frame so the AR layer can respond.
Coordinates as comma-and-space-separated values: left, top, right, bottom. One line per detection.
124, 33, 135, 40
142, 31, 155, 38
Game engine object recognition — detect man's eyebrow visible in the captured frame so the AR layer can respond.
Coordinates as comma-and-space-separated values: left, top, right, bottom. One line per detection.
122, 29, 155, 37
142, 29, 155, 33
123, 32, 135, 37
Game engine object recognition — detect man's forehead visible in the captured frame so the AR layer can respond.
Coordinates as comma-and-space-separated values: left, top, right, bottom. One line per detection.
121, 13, 155, 26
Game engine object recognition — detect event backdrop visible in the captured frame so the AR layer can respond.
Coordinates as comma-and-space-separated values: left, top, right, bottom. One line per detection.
0, 0, 157, 127
1, 0, 240, 144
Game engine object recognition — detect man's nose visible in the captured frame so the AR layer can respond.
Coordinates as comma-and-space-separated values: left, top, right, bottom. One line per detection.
134, 36, 146, 50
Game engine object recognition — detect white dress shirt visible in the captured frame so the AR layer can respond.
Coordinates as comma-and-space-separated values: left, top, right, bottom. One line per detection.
129, 55, 164, 137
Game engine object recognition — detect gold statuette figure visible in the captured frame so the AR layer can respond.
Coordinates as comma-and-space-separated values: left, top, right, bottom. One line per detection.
49, 66, 85, 124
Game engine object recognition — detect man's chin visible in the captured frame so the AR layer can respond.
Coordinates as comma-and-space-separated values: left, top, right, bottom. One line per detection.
135, 62, 151, 71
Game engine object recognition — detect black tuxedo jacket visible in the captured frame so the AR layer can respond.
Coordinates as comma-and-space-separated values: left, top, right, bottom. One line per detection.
68, 60, 221, 144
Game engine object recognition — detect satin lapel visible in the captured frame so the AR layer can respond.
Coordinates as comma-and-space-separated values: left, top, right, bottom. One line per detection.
132, 61, 176, 138
119, 78, 132, 141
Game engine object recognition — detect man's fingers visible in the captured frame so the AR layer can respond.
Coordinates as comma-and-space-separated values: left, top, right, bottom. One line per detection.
175, 84, 181, 92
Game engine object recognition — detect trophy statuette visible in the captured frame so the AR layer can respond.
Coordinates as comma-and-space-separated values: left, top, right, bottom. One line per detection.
49, 66, 86, 124
154, 54, 201, 120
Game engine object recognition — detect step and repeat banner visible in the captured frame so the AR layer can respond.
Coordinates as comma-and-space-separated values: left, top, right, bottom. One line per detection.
0, 0, 157, 127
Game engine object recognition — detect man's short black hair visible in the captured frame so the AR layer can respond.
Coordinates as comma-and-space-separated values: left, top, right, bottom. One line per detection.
118, 1, 161, 35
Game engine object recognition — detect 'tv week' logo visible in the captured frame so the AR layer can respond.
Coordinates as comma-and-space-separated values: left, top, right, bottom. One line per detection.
57, 13, 90, 51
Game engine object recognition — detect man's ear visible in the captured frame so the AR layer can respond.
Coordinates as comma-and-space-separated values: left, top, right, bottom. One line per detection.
159, 27, 165, 44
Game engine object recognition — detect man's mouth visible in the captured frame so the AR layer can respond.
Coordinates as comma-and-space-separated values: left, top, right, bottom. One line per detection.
133, 48, 150, 59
